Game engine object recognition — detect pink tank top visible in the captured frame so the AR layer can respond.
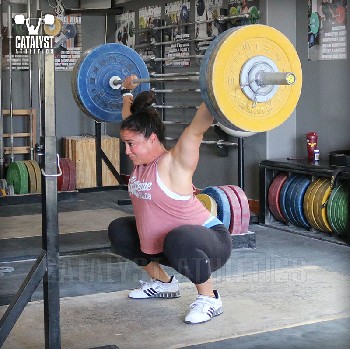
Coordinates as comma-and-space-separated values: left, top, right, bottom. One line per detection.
129, 153, 212, 254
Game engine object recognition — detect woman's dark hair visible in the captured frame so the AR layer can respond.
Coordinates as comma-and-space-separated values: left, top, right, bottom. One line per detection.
130, 90, 156, 113
121, 91, 165, 143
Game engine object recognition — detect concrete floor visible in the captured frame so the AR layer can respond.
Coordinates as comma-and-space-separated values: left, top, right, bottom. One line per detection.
0, 189, 349, 349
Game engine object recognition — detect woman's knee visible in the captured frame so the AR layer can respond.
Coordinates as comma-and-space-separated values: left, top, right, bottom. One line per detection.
108, 216, 137, 248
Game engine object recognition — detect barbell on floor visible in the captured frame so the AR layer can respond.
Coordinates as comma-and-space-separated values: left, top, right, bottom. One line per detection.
72, 24, 302, 133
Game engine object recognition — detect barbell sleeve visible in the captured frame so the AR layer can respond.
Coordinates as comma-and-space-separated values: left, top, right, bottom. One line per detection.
256, 72, 296, 86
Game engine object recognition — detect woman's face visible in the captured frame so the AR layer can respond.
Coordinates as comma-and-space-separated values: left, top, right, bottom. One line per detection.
120, 129, 155, 165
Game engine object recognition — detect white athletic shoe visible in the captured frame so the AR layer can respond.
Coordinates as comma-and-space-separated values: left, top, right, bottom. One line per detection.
128, 276, 180, 299
185, 290, 223, 324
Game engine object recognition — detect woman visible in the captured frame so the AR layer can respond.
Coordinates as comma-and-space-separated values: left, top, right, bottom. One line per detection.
108, 75, 232, 324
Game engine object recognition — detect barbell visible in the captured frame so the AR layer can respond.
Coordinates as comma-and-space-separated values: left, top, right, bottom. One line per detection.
72, 24, 302, 133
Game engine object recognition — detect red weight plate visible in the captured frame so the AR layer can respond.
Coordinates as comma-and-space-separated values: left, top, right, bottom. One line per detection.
65, 158, 76, 191
219, 186, 242, 235
58, 158, 70, 191
227, 185, 250, 233
268, 173, 288, 223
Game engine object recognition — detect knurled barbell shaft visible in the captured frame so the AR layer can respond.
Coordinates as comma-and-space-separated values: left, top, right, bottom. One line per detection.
133, 76, 200, 84
113, 71, 296, 88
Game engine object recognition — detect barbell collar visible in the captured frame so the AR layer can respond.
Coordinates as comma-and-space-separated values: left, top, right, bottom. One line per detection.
256, 72, 296, 86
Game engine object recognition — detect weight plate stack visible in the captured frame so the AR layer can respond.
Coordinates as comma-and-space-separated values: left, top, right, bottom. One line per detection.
313, 179, 332, 233
196, 193, 218, 217
290, 176, 311, 229
218, 186, 242, 235
227, 185, 250, 233
284, 176, 304, 227
303, 178, 325, 231
268, 172, 288, 223
23, 160, 37, 193
201, 186, 231, 229
57, 158, 70, 192
312, 179, 332, 233
279, 174, 298, 225
28, 160, 41, 193
327, 183, 349, 236
200, 24, 302, 132
6, 161, 29, 194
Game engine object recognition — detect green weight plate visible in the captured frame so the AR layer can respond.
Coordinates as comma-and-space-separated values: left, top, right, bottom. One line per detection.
6, 161, 29, 194
337, 190, 347, 233
333, 185, 347, 234
332, 188, 345, 234
327, 184, 342, 234
23, 160, 37, 193
309, 12, 320, 35
336, 185, 349, 234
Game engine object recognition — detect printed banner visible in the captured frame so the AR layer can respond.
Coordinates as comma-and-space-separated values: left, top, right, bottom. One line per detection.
164, 1, 191, 67
308, 0, 347, 60
54, 14, 82, 71
115, 11, 135, 47
194, 0, 223, 54
137, 5, 162, 62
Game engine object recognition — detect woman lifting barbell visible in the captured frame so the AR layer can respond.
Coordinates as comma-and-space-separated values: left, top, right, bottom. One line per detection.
108, 75, 232, 325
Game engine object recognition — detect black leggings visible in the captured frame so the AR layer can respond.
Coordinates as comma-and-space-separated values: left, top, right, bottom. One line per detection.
108, 216, 232, 284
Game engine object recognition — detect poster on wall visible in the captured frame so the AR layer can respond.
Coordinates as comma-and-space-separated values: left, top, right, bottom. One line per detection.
115, 11, 135, 47
138, 5, 162, 62
194, 0, 223, 54
308, 0, 347, 61
2, 10, 30, 70
164, 1, 191, 67
227, 0, 260, 26
53, 14, 82, 71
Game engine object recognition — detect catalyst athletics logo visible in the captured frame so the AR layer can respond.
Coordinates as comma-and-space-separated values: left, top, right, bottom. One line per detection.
14, 14, 55, 54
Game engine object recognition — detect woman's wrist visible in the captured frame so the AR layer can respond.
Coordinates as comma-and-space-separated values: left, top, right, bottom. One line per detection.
121, 88, 133, 97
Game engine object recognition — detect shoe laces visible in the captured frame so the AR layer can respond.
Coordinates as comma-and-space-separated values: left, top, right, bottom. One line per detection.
189, 296, 215, 311
139, 279, 161, 289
